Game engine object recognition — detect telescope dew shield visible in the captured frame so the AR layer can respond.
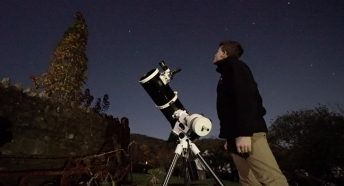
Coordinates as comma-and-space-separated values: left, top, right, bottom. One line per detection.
139, 68, 186, 128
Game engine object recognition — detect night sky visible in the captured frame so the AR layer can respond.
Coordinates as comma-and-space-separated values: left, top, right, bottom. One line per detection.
1, 0, 343, 140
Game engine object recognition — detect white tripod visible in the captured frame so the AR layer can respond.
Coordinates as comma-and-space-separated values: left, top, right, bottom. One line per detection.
162, 110, 225, 186
162, 135, 224, 186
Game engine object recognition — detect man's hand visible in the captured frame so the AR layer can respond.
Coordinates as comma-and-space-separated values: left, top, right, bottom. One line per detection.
235, 136, 252, 153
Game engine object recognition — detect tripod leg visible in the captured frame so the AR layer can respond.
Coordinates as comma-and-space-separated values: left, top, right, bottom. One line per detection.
162, 153, 180, 186
189, 142, 224, 186
196, 153, 224, 186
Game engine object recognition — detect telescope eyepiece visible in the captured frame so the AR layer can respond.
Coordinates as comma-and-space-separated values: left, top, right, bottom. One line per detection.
159, 61, 168, 71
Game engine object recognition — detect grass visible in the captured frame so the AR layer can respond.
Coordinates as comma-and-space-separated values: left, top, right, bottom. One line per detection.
129, 173, 240, 186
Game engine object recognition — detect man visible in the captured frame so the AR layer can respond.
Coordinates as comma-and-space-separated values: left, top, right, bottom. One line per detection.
213, 40, 288, 186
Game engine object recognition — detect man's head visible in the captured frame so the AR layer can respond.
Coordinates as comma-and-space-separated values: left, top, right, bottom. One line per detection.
213, 40, 244, 64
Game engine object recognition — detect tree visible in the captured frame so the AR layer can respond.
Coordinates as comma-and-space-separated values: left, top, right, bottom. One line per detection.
102, 94, 110, 112
268, 106, 344, 177
32, 12, 88, 104
80, 88, 94, 108
94, 98, 102, 113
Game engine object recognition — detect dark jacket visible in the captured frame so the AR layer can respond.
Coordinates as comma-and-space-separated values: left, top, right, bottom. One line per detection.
216, 57, 268, 140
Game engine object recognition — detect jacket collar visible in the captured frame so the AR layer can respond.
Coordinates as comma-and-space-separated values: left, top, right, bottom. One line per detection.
215, 57, 239, 74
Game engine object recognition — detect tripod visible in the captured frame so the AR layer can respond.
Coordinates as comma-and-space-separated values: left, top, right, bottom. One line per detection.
162, 136, 224, 186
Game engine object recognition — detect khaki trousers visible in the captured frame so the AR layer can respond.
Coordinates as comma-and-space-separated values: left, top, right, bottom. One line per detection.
231, 132, 289, 186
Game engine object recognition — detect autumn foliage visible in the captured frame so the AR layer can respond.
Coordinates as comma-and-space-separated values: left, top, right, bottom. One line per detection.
32, 12, 88, 105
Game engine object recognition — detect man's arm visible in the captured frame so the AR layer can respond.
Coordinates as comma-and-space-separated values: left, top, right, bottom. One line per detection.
232, 62, 257, 153
232, 62, 256, 136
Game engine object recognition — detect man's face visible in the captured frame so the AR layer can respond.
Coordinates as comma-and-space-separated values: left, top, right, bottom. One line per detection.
213, 46, 228, 64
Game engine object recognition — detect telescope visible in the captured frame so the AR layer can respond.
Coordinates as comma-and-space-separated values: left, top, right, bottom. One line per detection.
139, 61, 212, 139
139, 61, 224, 186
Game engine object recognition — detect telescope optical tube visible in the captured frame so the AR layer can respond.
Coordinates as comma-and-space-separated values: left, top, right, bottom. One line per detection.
139, 68, 185, 128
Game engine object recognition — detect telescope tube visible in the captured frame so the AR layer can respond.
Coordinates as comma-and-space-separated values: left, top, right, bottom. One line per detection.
139, 68, 185, 128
